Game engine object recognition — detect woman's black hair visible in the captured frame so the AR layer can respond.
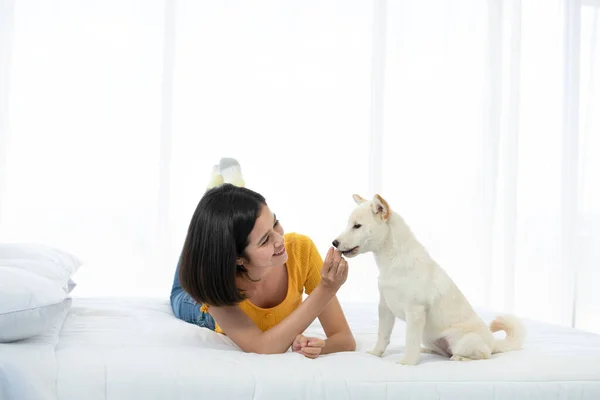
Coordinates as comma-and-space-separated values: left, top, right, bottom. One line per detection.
178, 183, 267, 307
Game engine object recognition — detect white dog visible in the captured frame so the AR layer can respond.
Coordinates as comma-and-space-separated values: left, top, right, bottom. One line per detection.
333, 194, 526, 365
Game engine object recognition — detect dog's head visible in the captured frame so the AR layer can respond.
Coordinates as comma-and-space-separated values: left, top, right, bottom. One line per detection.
332, 193, 392, 258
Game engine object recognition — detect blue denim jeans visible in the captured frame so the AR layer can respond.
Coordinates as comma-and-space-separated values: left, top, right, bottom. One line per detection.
170, 260, 216, 330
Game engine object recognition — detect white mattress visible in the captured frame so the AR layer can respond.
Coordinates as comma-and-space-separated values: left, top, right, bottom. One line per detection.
3, 298, 600, 400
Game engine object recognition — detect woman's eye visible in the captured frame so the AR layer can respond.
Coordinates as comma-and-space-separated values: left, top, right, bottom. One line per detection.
353, 224, 362, 229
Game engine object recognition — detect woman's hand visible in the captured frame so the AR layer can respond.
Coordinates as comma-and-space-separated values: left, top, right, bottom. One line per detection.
292, 334, 326, 359
208, 247, 349, 355
319, 247, 348, 292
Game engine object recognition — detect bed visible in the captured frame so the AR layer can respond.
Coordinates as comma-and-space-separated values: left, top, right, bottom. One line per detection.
2, 298, 600, 400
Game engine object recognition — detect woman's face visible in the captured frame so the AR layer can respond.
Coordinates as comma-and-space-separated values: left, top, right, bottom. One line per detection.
241, 204, 287, 269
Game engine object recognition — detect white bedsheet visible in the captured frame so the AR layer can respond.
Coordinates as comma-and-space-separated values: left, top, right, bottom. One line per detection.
3, 298, 600, 399
0, 300, 70, 400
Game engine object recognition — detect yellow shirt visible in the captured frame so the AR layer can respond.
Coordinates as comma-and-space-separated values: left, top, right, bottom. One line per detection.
200, 232, 323, 334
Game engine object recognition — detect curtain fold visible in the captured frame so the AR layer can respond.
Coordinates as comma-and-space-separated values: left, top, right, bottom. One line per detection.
0, 0, 16, 227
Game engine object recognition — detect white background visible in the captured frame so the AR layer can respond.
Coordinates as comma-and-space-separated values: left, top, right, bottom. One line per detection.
1, 0, 598, 332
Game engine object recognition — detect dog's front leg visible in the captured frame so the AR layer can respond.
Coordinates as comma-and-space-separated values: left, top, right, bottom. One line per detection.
399, 305, 426, 365
368, 293, 395, 357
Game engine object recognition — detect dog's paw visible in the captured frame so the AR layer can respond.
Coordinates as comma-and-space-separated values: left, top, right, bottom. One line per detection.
398, 355, 420, 365
450, 355, 472, 362
367, 349, 384, 357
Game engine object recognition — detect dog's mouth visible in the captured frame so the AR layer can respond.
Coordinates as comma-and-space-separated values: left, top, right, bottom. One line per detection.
341, 246, 359, 257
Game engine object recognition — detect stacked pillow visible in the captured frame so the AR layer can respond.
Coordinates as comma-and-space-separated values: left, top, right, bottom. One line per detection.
0, 243, 81, 342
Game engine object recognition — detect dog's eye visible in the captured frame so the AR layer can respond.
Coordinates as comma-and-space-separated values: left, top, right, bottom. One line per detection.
353, 224, 362, 229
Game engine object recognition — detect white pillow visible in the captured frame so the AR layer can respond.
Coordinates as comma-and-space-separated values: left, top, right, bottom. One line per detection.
0, 243, 81, 292
67, 278, 77, 293
0, 243, 81, 342
0, 267, 72, 342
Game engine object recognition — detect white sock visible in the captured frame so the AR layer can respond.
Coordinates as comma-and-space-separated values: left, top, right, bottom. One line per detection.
219, 158, 245, 187
206, 164, 224, 190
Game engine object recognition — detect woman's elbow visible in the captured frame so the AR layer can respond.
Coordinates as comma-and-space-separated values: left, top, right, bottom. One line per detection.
335, 331, 356, 352
345, 333, 357, 351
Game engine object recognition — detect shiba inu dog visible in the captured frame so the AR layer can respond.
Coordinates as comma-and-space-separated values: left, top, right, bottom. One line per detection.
333, 194, 526, 365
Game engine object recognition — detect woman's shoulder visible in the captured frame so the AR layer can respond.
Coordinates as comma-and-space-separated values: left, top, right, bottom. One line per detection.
284, 232, 319, 260
284, 232, 316, 248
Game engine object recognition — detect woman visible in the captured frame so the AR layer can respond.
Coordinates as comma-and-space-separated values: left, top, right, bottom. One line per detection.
170, 160, 355, 358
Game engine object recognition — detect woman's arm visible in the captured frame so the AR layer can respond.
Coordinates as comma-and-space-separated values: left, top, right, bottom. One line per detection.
290, 296, 355, 358
208, 248, 348, 354
209, 284, 337, 354
317, 296, 356, 354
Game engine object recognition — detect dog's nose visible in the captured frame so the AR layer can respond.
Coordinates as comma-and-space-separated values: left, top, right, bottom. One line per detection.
332, 240, 339, 248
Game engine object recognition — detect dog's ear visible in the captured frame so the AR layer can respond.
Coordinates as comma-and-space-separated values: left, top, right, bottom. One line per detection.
371, 194, 391, 221
353, 194, 367, 205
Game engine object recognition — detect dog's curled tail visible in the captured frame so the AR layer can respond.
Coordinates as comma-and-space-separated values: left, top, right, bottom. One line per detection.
489, 314, 526, 354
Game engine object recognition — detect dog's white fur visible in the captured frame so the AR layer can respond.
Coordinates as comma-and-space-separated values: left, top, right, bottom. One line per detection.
334, 194, 526, 365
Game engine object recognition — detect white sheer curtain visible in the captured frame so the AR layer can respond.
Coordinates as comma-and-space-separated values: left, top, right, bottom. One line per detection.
0, 0, 598, 332
380, 0, 600, 333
